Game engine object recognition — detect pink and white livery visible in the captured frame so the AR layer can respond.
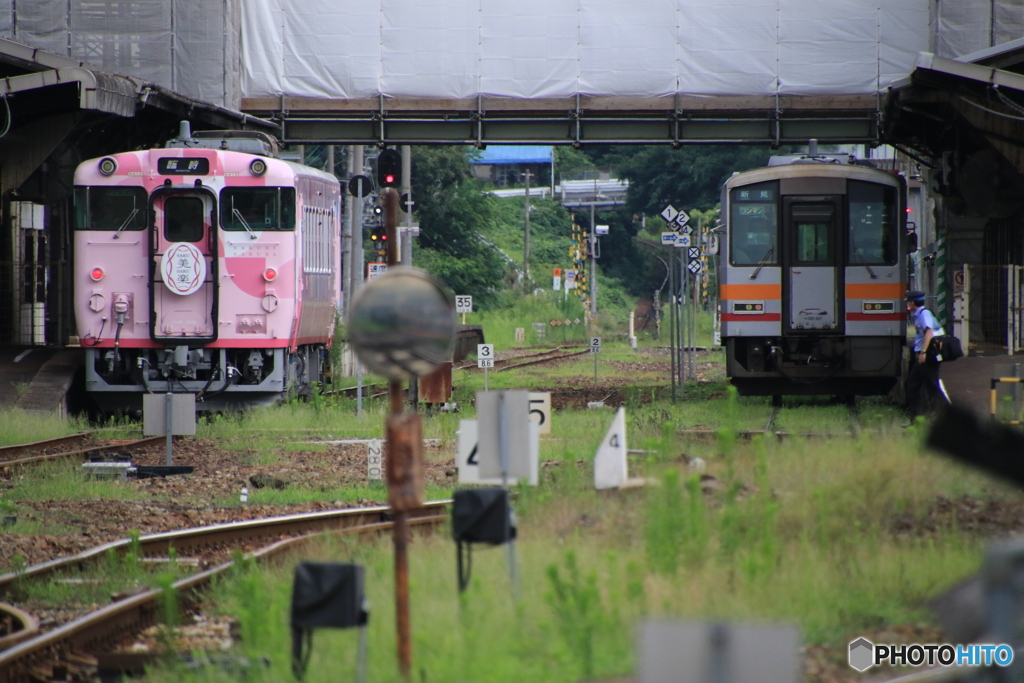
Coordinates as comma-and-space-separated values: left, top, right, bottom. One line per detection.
74, 123, 341, 412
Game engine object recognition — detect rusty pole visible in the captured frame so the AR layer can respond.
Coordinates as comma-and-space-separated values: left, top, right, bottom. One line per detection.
381, 186, 413, 679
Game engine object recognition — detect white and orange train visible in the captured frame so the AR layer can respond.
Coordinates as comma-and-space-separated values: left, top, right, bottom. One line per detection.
719, 153, 909, 401
74, 124, 341, 412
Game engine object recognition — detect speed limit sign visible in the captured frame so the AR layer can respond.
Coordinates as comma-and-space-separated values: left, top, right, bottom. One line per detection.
477, 343, 494, 368
590, 337, 601, 354
456, 295, 473, 314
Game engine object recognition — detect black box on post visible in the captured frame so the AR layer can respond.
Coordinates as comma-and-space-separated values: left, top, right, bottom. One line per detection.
290, 562, 367, 629
452, 488, 516, 545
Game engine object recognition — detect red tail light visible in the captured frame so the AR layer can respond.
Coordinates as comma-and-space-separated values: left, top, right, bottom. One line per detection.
90, 267, 104, 281
263, 268, 278, 282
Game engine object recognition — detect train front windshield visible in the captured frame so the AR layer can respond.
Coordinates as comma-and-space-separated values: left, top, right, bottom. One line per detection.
848, 181, 898, 265
73, 187, 148, 231
730, 182, 778, 265
220, 187, 296, 232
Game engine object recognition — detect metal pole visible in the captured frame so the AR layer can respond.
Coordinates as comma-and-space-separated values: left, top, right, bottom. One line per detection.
679, 253, 686, 393
691, 271, 699, 378
382, 186, 412, 679
356, 177, 365, 418
343, 146, 355, 322
669, 248, 677, 402
402, 146, 418, 411
590, 204, 597, 319
351, 146, 365, 317
164, 391, 173, 466
679, 252, 687, 383
523, 170, 531, 283
497, 392, 519, 600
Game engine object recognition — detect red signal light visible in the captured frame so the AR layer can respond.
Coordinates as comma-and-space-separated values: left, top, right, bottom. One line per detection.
263, 268, 278, 282
90, 267, 104, 281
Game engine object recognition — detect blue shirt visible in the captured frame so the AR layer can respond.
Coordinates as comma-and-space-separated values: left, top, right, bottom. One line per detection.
911, 306, 944, 352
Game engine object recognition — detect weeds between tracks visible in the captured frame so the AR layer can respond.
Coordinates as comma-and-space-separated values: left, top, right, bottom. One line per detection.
2, 346, 1019, 683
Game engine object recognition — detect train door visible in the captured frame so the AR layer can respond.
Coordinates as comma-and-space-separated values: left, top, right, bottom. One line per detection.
782, 197, 842, 333
150, 191, 217, 341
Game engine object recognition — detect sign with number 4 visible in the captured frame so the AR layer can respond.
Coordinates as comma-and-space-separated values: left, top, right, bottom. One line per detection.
590, 337, 601, 354
456, 295, 473, 314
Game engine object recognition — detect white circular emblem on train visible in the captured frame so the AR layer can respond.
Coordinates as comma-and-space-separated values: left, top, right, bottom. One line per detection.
161, 242, 206, 296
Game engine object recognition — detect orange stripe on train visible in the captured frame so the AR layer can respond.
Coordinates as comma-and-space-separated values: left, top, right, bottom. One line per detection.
720, 284, 781, 299
845, 282, 906, 298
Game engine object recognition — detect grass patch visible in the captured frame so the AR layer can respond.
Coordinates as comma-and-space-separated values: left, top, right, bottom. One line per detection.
0, 408, 89, 446
140, 414, 1013, 683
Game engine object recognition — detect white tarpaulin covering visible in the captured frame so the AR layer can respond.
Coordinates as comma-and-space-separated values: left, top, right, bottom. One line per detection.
2, 1, 1022, 108
241, 0, 933, 100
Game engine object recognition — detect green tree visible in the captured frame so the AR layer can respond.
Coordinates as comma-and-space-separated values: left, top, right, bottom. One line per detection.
410, 146, 510, 308
575, 144, 772, 216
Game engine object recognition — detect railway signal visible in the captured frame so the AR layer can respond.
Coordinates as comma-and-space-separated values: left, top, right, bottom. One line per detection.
377, 148, 401, 188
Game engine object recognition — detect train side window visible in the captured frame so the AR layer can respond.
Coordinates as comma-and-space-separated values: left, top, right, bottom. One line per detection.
164, 196, 205, 243
74, 186, 148, 231
220, 187, 296, 232
848, 181, 897, 265
729, 182, 778, 265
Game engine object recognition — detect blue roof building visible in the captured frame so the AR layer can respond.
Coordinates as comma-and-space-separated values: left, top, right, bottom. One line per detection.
469, 146, 553, 187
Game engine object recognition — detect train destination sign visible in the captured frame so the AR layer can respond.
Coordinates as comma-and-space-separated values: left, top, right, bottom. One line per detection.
158, 157, 209, 175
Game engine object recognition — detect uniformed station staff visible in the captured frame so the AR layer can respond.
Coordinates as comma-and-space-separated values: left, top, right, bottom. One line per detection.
905, 290, 950, 422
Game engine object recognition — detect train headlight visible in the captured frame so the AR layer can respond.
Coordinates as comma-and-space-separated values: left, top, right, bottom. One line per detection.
249, 159, 268, 176
98, 157, 117, 176
90, 267, 105, 282
263, 268, 278, 282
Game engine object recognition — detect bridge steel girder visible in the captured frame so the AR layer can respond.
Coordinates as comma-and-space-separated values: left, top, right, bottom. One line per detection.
241, 94, 880, 147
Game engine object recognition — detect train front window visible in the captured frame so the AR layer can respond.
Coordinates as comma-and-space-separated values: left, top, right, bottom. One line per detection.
848, 181, 897, 265
74, 187, 148, 231
164, 196, 205, 243
791, 204, 833, 265
220, 188, 296, 232
730, 182, 778, 266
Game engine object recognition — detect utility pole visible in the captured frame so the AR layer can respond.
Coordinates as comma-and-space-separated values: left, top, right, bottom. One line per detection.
589, 204, 597, 319
402, 145, 418, 410
522, 169, 532, 283
349, 145, 365, 317
344, 146, 355, 322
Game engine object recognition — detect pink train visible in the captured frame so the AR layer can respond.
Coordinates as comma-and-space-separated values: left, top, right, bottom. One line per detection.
74, 124, 341, 412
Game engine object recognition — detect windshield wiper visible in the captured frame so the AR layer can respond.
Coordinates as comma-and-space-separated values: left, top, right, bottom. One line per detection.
112, 208, 138, 239
232, 206, 259, 240
853, 248, 878, 279
749, 245, 774, 280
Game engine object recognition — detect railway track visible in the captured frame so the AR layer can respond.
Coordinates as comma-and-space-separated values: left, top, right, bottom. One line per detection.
0, 501, 449, 682
679, 402, 863, 440
0, 434, 165, 469
455, 345, 589, 372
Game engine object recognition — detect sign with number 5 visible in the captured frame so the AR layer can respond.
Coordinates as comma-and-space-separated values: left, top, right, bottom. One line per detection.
456, 295, 473, 313
528, 392, 551, 435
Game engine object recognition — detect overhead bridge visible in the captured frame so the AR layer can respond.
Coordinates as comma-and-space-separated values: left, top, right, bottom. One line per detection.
241, 94, 881, 147
237, 2, 928, 147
